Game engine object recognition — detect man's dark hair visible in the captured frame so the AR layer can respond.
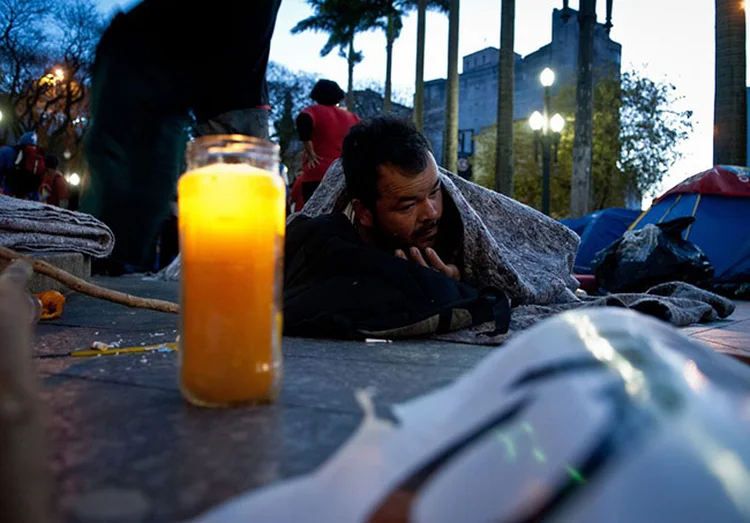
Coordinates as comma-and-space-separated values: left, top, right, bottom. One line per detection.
341, 115, 432, 208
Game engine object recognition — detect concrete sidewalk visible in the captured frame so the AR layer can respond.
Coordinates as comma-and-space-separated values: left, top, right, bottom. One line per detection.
681, 301, 750, 363
30, 276, 750, 522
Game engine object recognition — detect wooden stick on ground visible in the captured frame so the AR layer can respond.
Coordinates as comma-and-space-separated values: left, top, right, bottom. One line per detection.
0, 246, 179, 314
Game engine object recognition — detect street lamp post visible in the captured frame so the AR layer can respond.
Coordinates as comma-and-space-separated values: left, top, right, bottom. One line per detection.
529, 67, 565, 216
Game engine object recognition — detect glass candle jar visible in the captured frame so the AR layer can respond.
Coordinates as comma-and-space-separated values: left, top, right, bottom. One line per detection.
178, 135, 285, 407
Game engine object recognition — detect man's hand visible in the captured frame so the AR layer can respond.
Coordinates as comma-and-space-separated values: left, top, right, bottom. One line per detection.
395, 247, 461, 281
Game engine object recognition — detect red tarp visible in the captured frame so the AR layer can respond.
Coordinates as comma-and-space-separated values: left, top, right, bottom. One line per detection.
657, 165, 750, 202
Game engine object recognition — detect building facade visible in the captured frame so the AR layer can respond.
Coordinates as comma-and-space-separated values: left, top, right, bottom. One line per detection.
423, 7, 622, 164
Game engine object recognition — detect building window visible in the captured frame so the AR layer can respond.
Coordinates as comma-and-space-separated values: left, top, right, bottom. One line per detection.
458, 129, 475, 155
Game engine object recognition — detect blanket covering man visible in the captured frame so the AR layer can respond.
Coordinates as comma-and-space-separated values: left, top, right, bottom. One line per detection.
286, 117, 733, 343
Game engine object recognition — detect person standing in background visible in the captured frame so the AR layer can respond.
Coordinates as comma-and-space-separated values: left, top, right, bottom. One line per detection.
291, 80, 359, 209
0, 132, 46, 201
82, 0, 282, 272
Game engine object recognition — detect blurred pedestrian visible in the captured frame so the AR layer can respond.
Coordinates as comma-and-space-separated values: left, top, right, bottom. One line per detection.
292, 79, 359, 209
82, 0, 282, 271
0, 132, 46, 201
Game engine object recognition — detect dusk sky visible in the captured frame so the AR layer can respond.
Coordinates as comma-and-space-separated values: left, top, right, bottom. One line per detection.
94, 0, 744, 198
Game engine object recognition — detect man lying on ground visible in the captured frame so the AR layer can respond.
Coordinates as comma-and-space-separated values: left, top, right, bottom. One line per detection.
283, 115, 735, 343
284, 116, 520, 339
334, 116, 460, 280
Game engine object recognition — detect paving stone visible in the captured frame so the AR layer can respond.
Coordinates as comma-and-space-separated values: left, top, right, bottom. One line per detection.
41, 377, 362, 522
729, 301, 750, 322
691, 320, 750, 350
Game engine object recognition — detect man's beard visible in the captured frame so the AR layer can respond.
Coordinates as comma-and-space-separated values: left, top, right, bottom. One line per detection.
370, 216, 441, 252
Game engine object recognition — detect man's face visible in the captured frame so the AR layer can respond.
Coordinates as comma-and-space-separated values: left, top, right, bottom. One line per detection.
356, 152, 444, 251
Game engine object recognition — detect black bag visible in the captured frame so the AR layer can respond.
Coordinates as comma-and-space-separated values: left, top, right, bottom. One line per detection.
592, 217, 714, 293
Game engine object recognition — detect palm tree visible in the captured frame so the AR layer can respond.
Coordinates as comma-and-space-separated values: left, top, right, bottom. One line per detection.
714, 0, 747, 165
292, 0, 380, 110
379, 1, 404, 112
372, 0, 447, 116
495, 0, 515, 196
412, 0, 449, 130
414, 0, 428, 129
443, 0, 460, 172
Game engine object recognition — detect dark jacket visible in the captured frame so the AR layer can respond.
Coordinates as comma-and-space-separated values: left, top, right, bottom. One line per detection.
284, 213, 510, 340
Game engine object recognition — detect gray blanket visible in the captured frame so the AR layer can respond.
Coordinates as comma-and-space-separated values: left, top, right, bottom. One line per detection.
0, 195, 115, 258
297, 162, 734, 344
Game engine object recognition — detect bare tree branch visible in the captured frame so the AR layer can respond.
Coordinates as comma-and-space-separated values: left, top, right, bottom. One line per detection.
1, 0, 102, 155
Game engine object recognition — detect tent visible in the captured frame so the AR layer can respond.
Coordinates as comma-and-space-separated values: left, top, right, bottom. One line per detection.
561, 208, 641, 274
630, 165, 750, 284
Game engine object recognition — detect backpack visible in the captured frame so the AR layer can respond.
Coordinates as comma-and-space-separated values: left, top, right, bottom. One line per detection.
5, 144, 45, 197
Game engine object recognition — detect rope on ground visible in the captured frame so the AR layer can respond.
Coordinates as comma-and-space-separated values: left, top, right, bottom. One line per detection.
0, 246, 179, 314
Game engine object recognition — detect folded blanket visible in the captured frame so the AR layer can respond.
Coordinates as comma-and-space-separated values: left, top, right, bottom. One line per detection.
0, 195, 115, 258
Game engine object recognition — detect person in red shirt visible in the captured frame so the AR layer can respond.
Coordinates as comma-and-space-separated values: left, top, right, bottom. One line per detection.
39, 155, 69, 208
294, 80, 359, 208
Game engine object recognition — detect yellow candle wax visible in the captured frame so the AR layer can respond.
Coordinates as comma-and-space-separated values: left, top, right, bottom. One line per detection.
178, 162, 286, 407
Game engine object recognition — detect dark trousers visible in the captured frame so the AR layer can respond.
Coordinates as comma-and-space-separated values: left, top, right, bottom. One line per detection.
81, 3, 276, 268
81, 43, 189, 268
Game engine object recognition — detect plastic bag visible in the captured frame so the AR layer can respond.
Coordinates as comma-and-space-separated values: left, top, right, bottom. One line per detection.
194, 309, 750, 523
592, 216, 714, 293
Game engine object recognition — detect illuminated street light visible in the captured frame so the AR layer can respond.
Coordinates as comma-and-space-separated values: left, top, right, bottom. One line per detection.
68, 173, 80, 186
54, 67, 65, 83
529, 111, 544, 131
550, 113, 565, 133
540, 67, 556, 88
529, 69, 564, 216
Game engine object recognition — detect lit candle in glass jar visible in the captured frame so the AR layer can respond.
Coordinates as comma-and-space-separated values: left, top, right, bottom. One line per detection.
178, 136, 285, 407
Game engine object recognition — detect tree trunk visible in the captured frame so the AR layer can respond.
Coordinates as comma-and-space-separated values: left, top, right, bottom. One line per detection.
570, 0, 596, 218
384, 10, 394, 113
714, 0, 747, 165
414, 0, 427, 130
443, 0, 460, 172
494, 0, 515, 196
347, 34, 356, 112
